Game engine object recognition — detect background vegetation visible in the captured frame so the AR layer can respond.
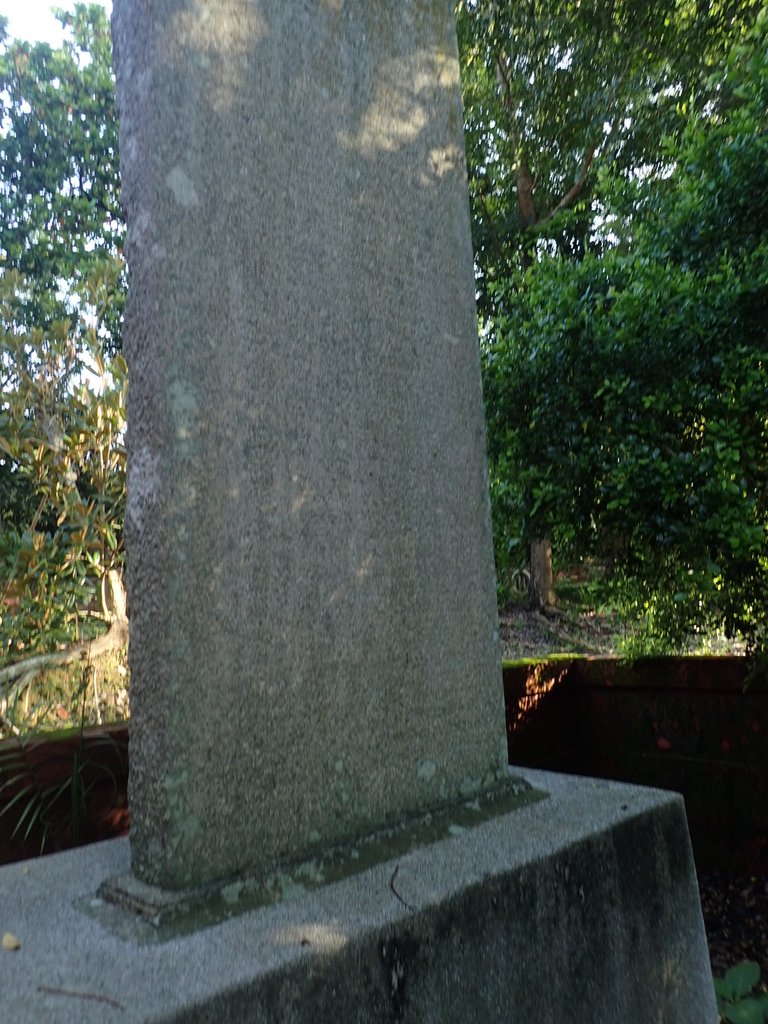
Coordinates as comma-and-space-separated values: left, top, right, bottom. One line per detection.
460, 0, 768, 652
0, 1, 766, 731
0, 6, 126, 734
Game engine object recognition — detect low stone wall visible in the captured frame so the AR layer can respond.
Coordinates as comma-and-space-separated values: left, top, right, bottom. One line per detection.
504, 656, 768, 872
0, 722, 129, 864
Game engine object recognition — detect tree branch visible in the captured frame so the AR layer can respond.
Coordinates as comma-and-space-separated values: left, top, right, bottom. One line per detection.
534, 148, 596, 231
0, 619, 128, 692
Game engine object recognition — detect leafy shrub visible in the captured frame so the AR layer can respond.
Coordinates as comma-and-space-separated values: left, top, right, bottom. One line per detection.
0, 267, 127, 664
715, 961, 768, 1024
483, 12, 768, 650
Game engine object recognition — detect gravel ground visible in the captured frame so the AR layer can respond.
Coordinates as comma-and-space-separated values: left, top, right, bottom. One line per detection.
699, 871, 768, 983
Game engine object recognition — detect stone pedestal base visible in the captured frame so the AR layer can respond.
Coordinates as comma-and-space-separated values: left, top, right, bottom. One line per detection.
2, 770, 716, 1023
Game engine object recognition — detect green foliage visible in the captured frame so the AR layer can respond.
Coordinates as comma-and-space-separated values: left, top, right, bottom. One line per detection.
0, 267, 127, 664
0, 4, 124, 348
715, 961, 768, 1024
0, 4, 125, 546
483, 11, 768, 650
457, 0, 761, 316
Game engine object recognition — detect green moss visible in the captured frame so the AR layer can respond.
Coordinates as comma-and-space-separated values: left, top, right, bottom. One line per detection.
502, 654, 586, 670
87, 780, 547, 944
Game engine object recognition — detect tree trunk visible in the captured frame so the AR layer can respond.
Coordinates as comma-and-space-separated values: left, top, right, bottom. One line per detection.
516, 159, 537, 270
529, 536, 557, 611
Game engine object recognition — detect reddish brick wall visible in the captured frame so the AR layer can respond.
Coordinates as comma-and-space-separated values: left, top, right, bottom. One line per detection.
0, 723, 129, 865
504, 657, 768, 872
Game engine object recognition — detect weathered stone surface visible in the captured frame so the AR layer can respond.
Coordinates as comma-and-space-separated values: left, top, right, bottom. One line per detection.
1, 772, 717, 1024
112, 0, 505, 889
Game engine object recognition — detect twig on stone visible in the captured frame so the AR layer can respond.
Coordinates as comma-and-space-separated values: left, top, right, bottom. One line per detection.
389, 865, 415, 911
37, 985, 125, 1010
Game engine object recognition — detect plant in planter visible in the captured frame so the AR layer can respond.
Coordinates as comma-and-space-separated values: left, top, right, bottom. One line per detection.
0, 667, 128, 858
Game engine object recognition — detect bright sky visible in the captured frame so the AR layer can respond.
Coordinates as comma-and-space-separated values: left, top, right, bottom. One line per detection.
0, 0, 111, 46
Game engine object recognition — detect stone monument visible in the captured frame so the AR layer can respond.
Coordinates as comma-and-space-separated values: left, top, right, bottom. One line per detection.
115, 0, 508, 892
1, 2, 718, 1021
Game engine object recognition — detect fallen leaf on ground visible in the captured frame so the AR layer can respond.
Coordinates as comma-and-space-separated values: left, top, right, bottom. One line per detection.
3, 932, 21, 951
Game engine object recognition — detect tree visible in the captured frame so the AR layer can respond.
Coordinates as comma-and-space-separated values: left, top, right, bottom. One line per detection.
483, 7, 768, 650
0, 268, 127, 669
458, 0, 762, 610
0, 5, 124, 541
0, 4, 123, 345
0, 7, 127, 704
458, 0, 762, 312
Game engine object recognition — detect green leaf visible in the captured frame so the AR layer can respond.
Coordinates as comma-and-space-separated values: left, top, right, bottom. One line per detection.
724, 999, 768, 1024
724, 962, 762, 999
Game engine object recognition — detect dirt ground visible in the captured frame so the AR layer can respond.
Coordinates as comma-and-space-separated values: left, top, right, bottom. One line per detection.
499, 603, 625, 660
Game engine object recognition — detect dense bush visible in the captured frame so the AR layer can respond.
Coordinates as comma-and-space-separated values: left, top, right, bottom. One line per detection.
0, 269, 127, 663
0, 6, 126, 664
483, 10, 768, 649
